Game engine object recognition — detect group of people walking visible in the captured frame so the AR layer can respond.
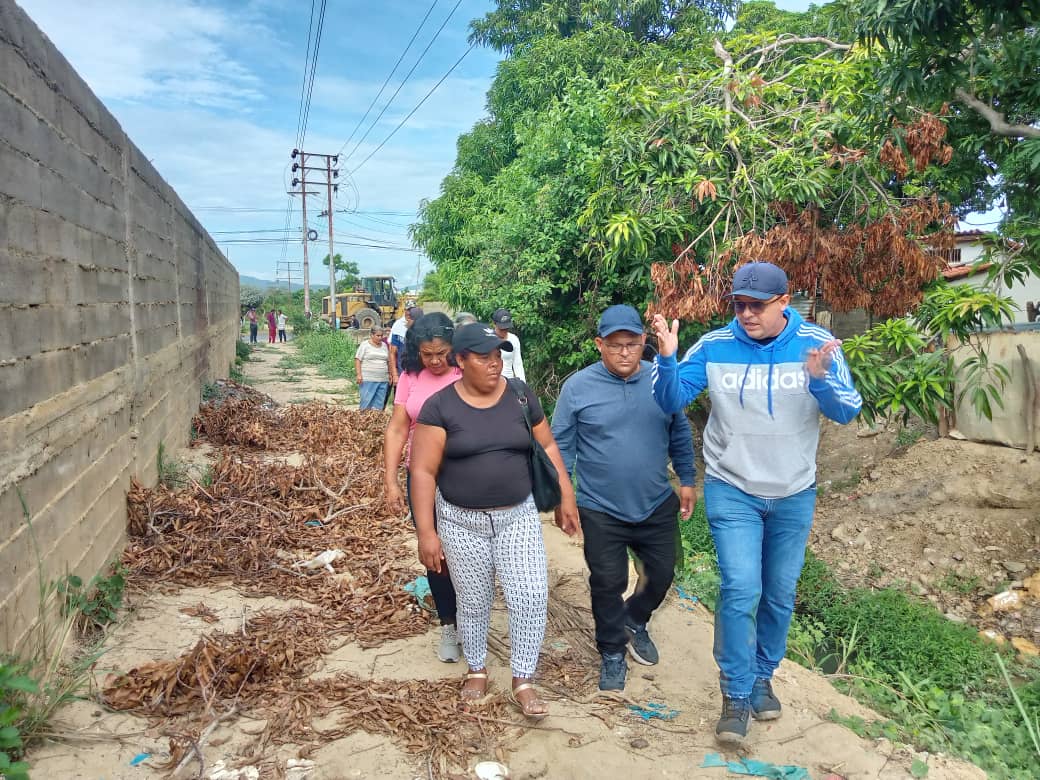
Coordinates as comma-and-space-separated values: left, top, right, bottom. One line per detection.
382, 262, 861, 745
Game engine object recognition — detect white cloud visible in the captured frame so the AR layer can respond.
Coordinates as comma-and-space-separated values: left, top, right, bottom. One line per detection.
17, 0, 270, 107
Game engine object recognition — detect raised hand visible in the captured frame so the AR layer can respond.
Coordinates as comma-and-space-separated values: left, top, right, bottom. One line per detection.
806, 339, 842, 379
651, 314, 680, 358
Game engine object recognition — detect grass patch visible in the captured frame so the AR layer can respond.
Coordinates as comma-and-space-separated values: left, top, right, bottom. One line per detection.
294, 330, 358, 381
673, 500, 1040, 778
156, 442, 190, 489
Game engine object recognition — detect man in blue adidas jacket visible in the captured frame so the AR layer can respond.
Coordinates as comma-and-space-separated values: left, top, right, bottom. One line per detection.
651, 261, 861, 746
552, 305, 696, 692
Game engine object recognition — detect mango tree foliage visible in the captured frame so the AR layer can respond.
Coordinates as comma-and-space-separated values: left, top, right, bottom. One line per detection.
851, 0, 1040, 277
581, 31, 954, 322
412, 5, 960, 397
470, 0, 737, 52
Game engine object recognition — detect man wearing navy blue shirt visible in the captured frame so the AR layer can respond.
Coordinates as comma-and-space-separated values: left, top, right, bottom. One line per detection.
552, 305, 696, 691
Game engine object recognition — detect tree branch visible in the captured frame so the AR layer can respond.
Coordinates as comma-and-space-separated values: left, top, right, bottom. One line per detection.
954, 88, 1040, 139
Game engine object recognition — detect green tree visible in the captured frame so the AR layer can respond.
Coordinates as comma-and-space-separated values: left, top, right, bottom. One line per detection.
240, 285, 264, 311
850, 0, 1040, 275
320, 253, 361, 288
414, 2, 1001, 405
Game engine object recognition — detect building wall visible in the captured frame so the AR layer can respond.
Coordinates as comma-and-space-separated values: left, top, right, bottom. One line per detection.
953, 328, 1040, 448
0, 0, 239, 652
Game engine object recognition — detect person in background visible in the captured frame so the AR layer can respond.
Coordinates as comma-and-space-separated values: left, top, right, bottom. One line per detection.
276, 310, 288, 343
265, 308, 277, 344
552, 305, 696, 692
651, 261, 862, 746
247, 307, 258, 344
383, 313, 462, 662
453, 311, 477, 327
491, 308, 525, 381
410, 323, 578, 720
355, 326, 390, 410
389, 305, 424, 386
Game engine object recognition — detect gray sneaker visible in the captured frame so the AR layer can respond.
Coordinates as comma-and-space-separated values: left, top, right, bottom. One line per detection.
437, 624, 462, 663
625, 620, 659, 665
715, 696, 751, 745
599, 652, 628, 691
750, 677, 782, 720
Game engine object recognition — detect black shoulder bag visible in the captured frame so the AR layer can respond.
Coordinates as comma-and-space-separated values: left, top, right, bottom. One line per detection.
507, 379, 562, 512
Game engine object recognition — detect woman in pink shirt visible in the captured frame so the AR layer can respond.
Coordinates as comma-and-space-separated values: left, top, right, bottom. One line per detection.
384, 312, 463, 663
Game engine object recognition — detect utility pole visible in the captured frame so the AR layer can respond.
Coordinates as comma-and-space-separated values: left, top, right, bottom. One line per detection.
291, 149, 339, 325
326, 155, 337, 330
276, 260, 303, 295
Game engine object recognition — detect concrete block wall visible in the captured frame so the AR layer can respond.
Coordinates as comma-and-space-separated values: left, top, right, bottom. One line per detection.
0, 0, 239, 652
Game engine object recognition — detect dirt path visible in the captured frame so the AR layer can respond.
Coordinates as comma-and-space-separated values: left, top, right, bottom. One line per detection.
244, 337, 358, 406
26, 351, 988, 780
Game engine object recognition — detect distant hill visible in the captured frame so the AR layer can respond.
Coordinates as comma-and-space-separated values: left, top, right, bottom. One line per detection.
239, 274, 289, 290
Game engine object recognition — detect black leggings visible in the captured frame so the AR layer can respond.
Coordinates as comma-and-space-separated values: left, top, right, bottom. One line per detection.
406, 473, 458, 625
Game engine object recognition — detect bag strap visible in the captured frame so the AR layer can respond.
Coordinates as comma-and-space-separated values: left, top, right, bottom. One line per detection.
506, 378, 535, 440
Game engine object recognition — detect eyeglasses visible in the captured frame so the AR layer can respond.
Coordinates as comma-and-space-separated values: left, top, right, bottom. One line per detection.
602, 342, 643, 354
732, 296, 782, 315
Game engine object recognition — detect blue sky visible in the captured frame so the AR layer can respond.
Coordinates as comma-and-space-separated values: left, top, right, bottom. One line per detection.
18, 0, 820, 290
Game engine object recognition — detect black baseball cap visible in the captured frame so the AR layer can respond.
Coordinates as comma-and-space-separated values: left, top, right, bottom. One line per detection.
491, 308, 514, 329
452, 322, 514, 354
726, 261, 788, 300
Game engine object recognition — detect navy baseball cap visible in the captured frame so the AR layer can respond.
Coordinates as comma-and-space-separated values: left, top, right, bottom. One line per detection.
597, 305, 645, 337
727, 261, 788, 300
491, 308, 514, 329
452, 322, 514, 354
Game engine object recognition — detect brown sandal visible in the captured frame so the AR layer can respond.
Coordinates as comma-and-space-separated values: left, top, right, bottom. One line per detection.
509, 682, 548, 721
461, 670, 489, 702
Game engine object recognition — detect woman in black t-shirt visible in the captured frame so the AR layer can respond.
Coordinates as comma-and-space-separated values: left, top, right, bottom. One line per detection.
411, 323, 578, 720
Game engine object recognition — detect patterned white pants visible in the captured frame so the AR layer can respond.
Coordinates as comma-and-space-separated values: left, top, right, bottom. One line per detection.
435, 490, 548, 677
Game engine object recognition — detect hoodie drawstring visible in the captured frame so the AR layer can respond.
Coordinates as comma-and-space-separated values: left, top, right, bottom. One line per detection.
737, 345, 777, 418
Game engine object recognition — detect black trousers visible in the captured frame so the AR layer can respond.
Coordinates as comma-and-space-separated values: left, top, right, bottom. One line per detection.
579, 492, 679, 655
406, 473, 457, 625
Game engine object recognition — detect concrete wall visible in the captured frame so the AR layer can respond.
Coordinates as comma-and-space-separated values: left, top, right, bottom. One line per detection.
952, 327, 1040, 449
0, 0, 239, 652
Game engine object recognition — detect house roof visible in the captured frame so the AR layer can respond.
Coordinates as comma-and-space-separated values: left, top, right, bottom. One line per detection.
943, 262, 991, 280
955, 229, 989, 241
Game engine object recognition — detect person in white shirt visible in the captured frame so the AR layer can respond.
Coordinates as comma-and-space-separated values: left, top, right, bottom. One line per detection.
491, 308, 525, 381
276, 310, 288, 343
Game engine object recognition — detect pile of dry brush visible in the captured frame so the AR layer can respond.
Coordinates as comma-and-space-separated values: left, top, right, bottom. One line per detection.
111, 392, 510, 773
105, 386, 595, 777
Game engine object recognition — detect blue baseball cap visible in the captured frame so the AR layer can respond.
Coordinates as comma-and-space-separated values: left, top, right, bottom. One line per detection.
597, 305, 644, 337
727, 261, 788, 300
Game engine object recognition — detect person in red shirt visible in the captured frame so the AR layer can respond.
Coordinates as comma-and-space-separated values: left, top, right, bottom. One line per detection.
265, 309, 277, 343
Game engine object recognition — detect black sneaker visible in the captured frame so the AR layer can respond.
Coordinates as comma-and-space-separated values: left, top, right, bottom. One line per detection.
599, 652, 628, 691
750, 677, 782, 720
625, 620, 659, 666
715, 696, 751, 745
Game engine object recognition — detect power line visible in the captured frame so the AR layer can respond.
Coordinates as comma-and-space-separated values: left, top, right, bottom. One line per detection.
294, 0, 318, 150
341, 0, 466, 164
299, 0, 329, 148
349, 42, 476, 175
195, 206, 417, 215
335, 0, 440, 159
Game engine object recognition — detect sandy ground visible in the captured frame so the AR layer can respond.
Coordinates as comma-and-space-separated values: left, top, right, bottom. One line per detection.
25, 344, 990, 780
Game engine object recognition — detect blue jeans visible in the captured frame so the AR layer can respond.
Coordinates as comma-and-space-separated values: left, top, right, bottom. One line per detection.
358, 381, 388, 410
703, 475, 816, 699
